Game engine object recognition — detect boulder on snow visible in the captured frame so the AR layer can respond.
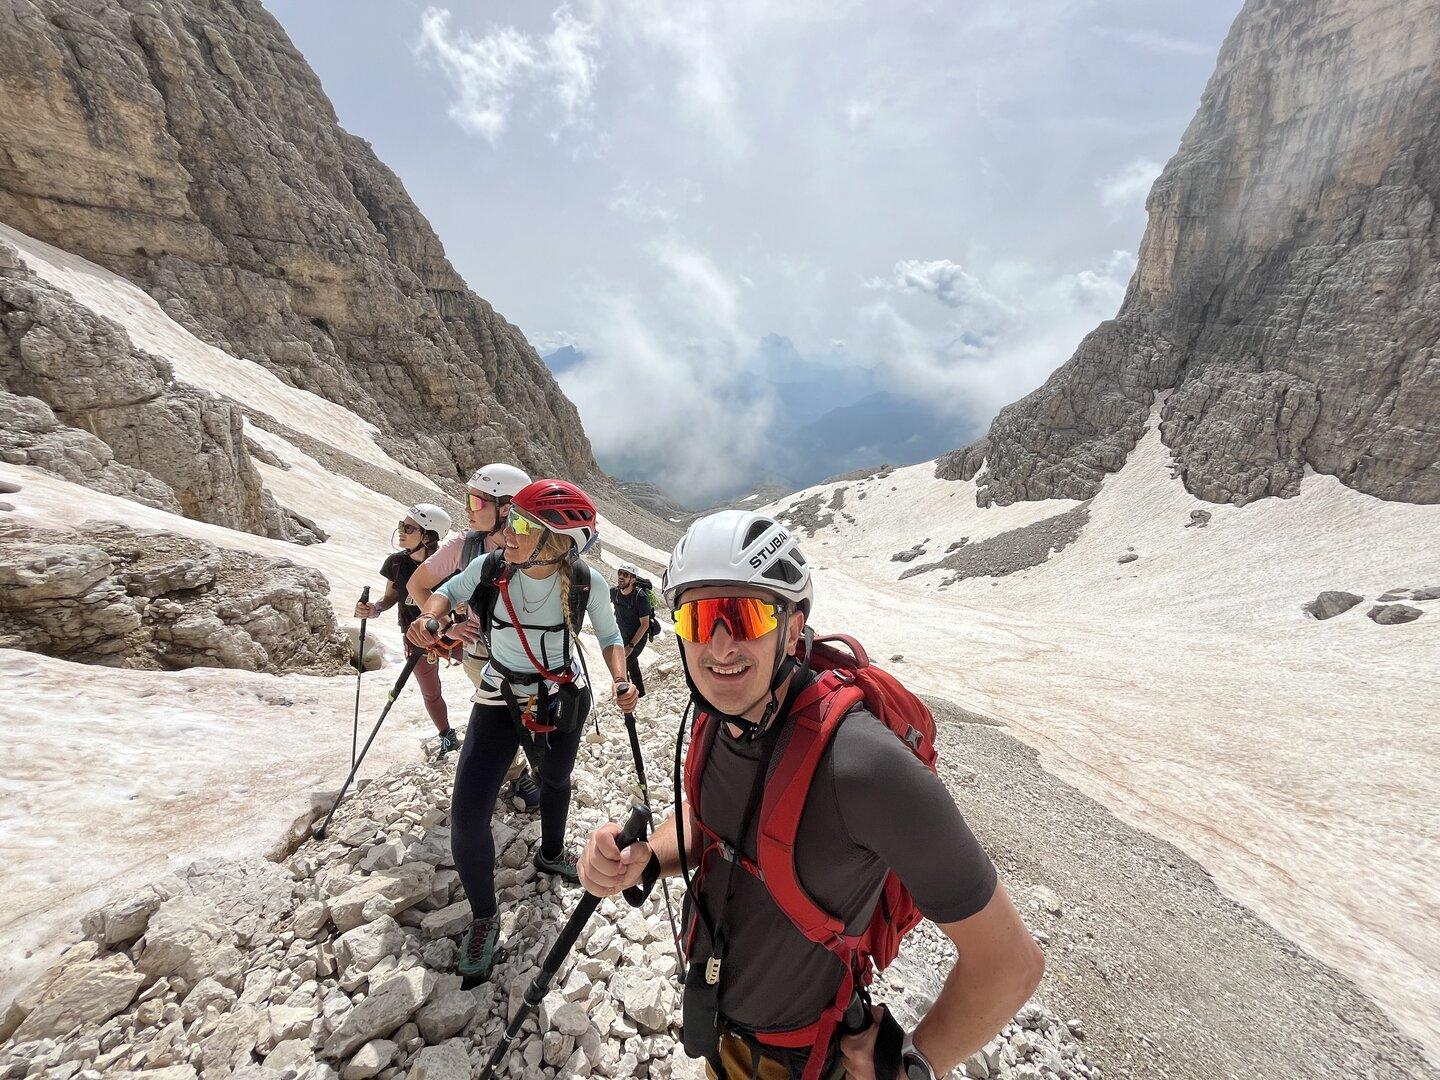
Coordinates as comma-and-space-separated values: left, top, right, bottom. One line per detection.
1185, 509, 1212, 528
1303, 591, 1363, 620
0, 520, 349, 672
1369, 603, 1423, 625
80, 886, 164, 946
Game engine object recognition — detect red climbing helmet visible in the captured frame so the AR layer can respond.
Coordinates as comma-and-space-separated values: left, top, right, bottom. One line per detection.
511, 479, 599, 554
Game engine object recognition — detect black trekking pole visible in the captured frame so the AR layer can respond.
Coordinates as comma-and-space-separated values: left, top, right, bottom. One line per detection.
823, 994, 873, 1080
314, 612, 462, 841
623, 710, 686, 981
351, 586, 371, 770
478, 803, 651, 1080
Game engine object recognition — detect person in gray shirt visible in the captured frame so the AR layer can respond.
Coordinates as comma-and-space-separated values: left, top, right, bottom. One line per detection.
580, 511, 1043, 1080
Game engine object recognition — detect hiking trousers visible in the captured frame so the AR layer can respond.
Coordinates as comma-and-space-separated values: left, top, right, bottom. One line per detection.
706, 1035, 791, 1080
450, 695, 588, 919
625, 639, 647, 698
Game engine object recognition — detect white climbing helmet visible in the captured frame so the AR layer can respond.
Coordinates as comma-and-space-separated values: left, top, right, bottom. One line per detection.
663, 510, 813, 614
467, 462, 531, 500
618, 563, 640, 577
405, 503, 452, 538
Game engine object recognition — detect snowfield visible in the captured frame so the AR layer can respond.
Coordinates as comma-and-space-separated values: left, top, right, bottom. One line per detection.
767, 418, 1440, 1061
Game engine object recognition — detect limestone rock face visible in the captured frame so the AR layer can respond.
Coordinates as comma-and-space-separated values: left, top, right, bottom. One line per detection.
0, 0, 599, 486
0, 520, 350, 673
0, 390, 182, 513
967, 0, 1439, 506
0, 245, 322, 542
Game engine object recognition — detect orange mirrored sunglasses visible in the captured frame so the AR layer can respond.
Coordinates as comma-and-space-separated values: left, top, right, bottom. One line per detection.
672, 596, 781, 644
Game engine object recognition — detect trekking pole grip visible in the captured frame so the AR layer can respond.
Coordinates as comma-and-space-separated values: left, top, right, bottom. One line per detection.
616, 803, 651, 849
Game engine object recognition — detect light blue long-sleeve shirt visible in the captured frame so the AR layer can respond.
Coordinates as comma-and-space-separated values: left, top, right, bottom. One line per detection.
436, 558, 623, 686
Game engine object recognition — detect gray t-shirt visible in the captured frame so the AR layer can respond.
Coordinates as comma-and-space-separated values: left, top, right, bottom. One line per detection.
688, 683, 997, 1035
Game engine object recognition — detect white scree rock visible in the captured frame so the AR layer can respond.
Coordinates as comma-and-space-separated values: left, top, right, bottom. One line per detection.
405, 1037, 472, 1080
323, 967, 434, 1058
414, 989, 477, 1043
341, 1037, 397, 1079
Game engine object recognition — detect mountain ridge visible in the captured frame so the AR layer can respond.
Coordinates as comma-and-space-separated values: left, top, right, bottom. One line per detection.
958, 0, 1439, 508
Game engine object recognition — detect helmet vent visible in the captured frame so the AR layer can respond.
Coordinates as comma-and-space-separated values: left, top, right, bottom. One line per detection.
742, 519, 772, 548
762, 559, 802, 585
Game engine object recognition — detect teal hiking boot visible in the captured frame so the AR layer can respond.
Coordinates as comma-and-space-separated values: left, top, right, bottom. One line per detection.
457, 915, 499, 984
532, 848, 580, 884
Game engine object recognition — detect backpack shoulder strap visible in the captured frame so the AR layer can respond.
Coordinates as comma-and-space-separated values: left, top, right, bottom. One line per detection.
469, 550, 506, 635
460, 530, 488, 568
683, 708, 720, 817
568, 560, 591, 633
755, 671, 867, 947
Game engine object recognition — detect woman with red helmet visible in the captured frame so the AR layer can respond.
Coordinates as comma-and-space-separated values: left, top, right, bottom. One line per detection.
411, 478, 638, 984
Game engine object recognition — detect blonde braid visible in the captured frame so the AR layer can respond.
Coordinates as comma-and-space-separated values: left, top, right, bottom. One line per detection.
559, 563, 576, 636
535, 531, 579, 634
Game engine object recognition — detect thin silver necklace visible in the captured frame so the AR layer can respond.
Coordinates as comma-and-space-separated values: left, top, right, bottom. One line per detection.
520, 571, 560, 613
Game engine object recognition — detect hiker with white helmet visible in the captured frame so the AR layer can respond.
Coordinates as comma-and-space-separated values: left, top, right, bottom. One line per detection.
407, 462, 544, 805
579, 511, 1042, 1080
354, 503, 461, 753
611, 561, 656, 698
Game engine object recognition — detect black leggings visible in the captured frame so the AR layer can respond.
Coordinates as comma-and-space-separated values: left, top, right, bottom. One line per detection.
451, 693, 589, 919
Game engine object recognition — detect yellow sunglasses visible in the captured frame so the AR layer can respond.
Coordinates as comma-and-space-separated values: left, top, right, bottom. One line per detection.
506, 507, 547, 536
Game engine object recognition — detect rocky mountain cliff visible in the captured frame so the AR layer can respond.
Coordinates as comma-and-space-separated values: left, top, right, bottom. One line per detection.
0, 0, 598, 504
956, 0, 1439, 507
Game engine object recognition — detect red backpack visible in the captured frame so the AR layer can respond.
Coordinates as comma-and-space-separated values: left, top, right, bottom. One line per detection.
682, 633, 938, 1080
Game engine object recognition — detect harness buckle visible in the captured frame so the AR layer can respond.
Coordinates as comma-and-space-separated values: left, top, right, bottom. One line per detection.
904, 726, 922, 751
705, 956, 722, 985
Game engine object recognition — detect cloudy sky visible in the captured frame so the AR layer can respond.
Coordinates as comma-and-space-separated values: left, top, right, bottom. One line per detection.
267, 0, 1242, 501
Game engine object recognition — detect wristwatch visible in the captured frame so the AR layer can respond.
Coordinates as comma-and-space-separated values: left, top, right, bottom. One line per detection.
900, 1031, 938, 1080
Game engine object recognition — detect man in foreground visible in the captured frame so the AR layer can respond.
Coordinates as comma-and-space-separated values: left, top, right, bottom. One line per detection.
579, 511, 1043, 1079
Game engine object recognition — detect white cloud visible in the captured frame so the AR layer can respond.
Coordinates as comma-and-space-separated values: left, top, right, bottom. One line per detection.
536, 330, 580, 353
1099, 158, 1163, 211
855, 250, 1138, 421
553, 238, 778, 502
607, 178, 703, 224
416, 5, 599, 144
866, 259, 1015, 321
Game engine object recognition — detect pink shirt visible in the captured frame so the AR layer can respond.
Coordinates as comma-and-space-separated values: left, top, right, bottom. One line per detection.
427, 530, 497, 578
